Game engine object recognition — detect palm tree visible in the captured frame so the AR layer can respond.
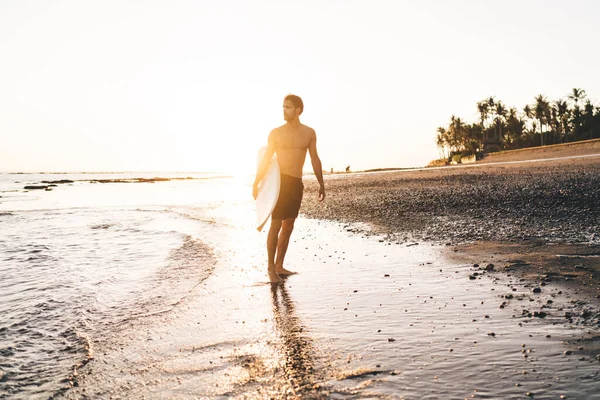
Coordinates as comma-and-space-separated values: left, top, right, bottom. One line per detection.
477, 100, 489, 137
505, 107, 523, 147
571, 104, 583, 140
494, 101, 507, 143
486, 97, 496, 140
549, 106, 559, 144
583, 100, 595, 139
436, 127, 448, 159
555, 99, 570, 142
449, 115, 466, 152
534, 95, 550, 146
568, 88, 587, 106
523, 104, 533, 139
530, 120, 538, 138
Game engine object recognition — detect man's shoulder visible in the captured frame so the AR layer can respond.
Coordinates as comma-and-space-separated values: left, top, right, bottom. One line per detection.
270, 125, 287, 134
268, 126, 284, 138
301, 124, 316, 136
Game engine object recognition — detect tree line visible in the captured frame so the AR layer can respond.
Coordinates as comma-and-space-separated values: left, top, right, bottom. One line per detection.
436, 88, 600, 159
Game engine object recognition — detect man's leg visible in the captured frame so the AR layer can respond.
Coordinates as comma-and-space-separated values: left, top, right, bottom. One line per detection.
267, 218, 283, 282
275, 218, 297, 275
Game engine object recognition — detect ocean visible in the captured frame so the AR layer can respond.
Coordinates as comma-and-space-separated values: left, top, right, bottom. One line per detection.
0, 172, 251, 399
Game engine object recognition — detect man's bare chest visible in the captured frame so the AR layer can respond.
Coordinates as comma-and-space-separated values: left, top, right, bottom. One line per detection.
274, 131, 310, 151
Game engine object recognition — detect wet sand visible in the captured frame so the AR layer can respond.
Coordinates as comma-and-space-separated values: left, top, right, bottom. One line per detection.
59, 216, 600, 399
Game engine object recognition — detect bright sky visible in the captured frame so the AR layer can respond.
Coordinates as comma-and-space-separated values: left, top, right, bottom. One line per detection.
1, 0, 599, 173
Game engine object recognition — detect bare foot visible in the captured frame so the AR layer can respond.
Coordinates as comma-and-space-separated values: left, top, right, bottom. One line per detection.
275, 266, 297, 276
268, 269, 282, 283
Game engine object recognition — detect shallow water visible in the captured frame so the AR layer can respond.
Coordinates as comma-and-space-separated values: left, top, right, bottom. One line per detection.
61, 204, 600, 399
2, 173, 600, 399
0, 173, 235, 399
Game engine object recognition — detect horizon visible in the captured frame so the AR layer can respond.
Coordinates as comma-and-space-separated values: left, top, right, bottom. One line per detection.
2, 0, 600, 173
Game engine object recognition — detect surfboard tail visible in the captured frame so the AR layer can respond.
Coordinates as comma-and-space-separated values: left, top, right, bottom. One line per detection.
257, 220, 267, 232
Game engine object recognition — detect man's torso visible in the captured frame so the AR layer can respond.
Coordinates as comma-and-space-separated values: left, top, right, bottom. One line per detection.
270, 124, 314, 178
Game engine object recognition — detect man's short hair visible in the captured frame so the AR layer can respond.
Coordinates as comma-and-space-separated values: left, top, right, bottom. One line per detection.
284, 94, 304, 114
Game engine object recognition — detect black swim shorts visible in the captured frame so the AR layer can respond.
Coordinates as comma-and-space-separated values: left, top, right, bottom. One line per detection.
272, 174, 304, 220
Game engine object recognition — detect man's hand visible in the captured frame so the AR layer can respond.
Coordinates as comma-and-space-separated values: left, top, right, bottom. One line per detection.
318, 185, 325, 202
252, 182, 259, 200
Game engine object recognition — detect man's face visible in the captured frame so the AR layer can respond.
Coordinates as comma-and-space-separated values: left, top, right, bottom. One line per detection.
283, 100, 299, 121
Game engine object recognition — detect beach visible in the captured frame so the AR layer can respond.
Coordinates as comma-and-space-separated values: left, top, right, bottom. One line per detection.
303, 152, 600, 298
2, 153, 600, 399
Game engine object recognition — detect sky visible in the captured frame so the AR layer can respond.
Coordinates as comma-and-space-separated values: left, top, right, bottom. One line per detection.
1, 0, 600, 173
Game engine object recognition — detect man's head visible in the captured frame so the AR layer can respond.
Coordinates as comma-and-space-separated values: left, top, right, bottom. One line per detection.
283, 94, 303, 122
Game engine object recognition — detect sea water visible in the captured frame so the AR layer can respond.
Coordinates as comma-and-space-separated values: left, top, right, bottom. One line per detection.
0, 172, 249, 399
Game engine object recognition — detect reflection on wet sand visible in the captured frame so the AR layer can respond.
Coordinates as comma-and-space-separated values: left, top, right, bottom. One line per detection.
270, 282, 324, 398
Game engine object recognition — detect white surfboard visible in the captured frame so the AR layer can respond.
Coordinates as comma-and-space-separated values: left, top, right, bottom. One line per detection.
256, 147, 280, 232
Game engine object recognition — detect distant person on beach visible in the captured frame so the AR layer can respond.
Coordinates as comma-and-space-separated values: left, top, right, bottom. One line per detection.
253, 94, 326, 283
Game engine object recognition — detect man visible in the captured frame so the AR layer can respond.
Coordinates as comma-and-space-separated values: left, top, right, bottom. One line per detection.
253, 94, 326, 283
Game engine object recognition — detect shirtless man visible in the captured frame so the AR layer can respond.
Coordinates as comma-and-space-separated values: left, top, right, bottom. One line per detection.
253, 94, 326, 283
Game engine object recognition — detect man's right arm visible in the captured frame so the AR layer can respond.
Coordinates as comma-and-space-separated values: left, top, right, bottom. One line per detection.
253, 130, 276, 199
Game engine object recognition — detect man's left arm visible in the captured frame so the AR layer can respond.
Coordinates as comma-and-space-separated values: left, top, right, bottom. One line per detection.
308, 130, 325, 202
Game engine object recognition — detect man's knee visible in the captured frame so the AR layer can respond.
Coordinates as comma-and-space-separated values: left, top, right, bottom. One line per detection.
281, 219, 295, 235
270, 218, 283, 232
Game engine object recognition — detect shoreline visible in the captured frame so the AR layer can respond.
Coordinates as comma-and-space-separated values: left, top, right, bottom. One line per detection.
302, 154, 600, 302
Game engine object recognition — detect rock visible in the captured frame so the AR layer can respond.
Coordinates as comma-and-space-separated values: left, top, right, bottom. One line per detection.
24, 185, 49, 190
387, 338, 395, 342
484, 263, 495, 271
41, 179, 74, 184
532, 287, 542, 294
